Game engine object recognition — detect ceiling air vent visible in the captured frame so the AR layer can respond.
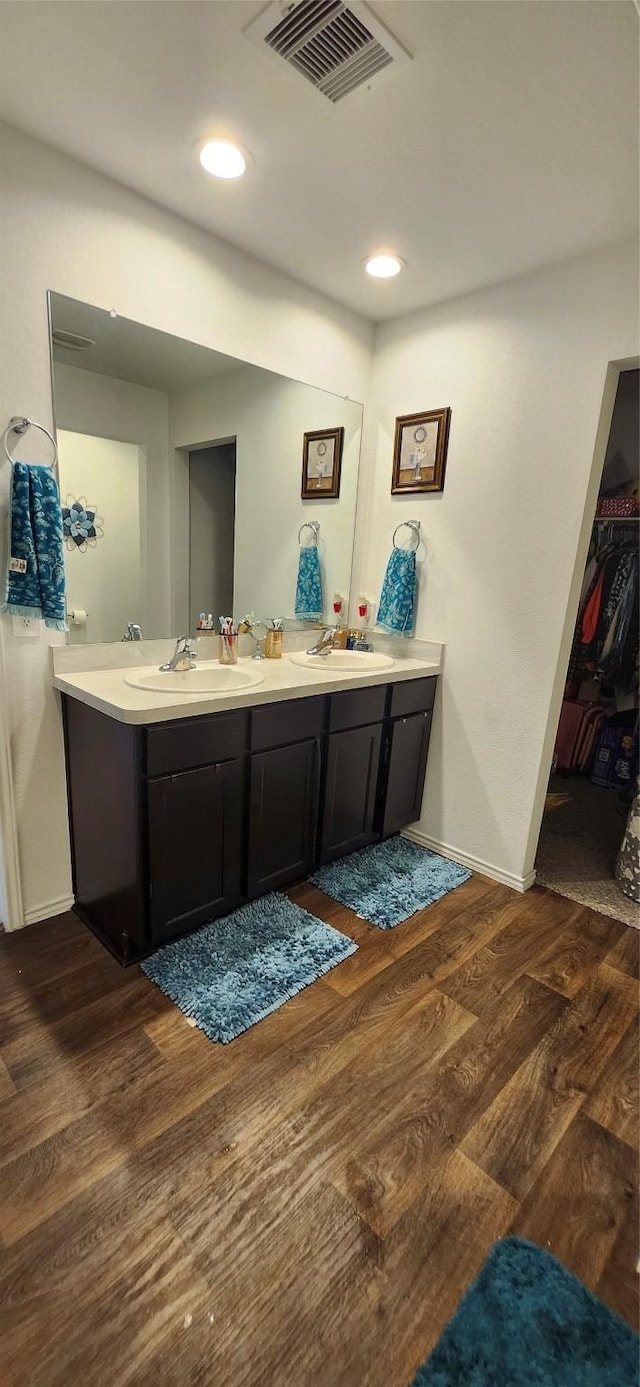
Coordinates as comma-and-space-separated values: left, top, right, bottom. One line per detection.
244, 0, 411, 104
52, 329, 95, 353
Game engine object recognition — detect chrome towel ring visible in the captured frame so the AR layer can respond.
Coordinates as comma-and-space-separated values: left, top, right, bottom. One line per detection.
298, 521, 320, 546
2, 416, 58, 470
393, 519, 421, 551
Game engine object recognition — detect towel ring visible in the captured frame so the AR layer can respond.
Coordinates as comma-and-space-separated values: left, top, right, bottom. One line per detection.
298, 521, 320, 546
3, 416, 58, 470
393, 519, 421, 551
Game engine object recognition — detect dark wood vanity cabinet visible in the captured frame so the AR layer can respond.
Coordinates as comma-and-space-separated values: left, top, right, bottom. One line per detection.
147, 760, 244, 945
62, 675, 437, 964
320, 723, 383, 862
376, 677, 437, 839
377, 711, 432, 838
248, 739, 320, 896
319, 683, 386, 863
247, 696, 324, 897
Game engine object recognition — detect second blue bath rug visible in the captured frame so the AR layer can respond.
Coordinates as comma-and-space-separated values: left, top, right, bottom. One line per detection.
310, 836, 471, 929
141, 893, 357, 1043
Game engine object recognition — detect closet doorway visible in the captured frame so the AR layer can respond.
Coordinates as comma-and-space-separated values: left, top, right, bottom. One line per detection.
535, 366, 639, 927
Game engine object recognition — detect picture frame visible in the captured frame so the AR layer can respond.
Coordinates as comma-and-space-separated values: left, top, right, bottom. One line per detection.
301, 426, 344, 499
391, 407, 451, 494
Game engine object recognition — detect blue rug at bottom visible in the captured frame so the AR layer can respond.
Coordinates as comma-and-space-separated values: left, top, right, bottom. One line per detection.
310, 836, 471, 929
141, 893, 357, 1043
412, 1236, 639, 1387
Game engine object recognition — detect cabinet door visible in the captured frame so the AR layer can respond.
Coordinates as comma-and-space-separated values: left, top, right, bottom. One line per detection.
320, 723, 382, 864
147, 760, 243, 944
379, 711, 432, 838
248, 738, 320, 897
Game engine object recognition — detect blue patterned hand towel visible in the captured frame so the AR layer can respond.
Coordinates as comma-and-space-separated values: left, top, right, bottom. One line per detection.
2, 462, 67, 630
295, 544, 323, 621
376, 546, 416, 636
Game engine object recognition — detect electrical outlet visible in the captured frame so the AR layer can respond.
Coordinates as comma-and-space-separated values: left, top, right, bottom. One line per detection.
11, 614, 40, 638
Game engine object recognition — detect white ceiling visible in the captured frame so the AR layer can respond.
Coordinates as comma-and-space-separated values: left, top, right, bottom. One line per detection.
49, 293, 245, 392
1, 1, 638, 322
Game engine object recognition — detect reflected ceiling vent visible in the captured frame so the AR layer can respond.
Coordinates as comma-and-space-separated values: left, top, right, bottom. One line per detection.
244, 0, 411, 104
52, 329, 95, 352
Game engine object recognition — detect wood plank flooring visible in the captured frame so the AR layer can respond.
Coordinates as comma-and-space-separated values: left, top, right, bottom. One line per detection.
0, 876, 637, 1386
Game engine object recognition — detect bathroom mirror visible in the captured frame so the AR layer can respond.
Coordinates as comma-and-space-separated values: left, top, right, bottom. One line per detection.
47, 292, 363, 645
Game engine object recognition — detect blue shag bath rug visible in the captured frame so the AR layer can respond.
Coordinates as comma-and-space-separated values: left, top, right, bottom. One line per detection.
412, 1236, 639, 1386
310, 836, 471, 929
141, 893, 357, 1043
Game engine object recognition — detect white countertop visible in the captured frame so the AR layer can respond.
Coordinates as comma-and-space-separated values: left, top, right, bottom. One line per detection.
53, 649, 443, 725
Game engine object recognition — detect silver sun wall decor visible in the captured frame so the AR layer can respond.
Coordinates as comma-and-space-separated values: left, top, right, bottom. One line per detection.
62, 495, 104, 552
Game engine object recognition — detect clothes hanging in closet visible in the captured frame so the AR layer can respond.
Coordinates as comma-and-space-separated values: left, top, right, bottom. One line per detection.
567, 538, 638, 692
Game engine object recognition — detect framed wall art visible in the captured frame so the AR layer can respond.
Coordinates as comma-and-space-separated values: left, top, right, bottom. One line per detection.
391, 407, 451, 494
301, 426, 344, 499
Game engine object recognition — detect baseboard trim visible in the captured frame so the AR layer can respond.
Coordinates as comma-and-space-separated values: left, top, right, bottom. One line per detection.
401, 828, 536, 894
23, 893, 75, 928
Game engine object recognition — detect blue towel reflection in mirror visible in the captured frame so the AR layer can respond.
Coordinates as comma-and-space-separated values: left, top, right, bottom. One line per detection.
295, 544, 324, 622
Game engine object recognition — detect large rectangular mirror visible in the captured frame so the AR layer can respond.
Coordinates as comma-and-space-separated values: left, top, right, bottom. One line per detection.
48, 293, 363, 644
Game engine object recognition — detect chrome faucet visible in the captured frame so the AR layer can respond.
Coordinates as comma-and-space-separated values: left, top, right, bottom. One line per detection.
306, 627, 338, 657
160, 636, 199, 672
122, 622, 143, 642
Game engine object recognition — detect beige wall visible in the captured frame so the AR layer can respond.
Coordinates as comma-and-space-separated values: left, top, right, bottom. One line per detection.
58, 431, 142, 645
355, 240, 639, 886
54, 362, 171, 638
0, 122, 373, 925
1, 120, 638, 924
170, 366, 362, 623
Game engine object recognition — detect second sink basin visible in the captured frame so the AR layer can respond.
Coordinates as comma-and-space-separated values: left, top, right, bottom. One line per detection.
124, 663, 265, 694
289, 649, 395, 672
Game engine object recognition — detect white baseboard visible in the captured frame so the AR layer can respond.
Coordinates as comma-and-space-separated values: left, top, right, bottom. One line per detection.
22, 893, 75, 928
401, 827, 537, 894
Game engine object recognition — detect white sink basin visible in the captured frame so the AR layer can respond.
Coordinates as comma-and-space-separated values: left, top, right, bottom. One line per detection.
124, 663, 265, 695
289, 649, 395, 673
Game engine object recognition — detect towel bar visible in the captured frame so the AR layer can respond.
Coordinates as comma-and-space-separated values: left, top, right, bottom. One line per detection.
298, 521, 320, 546
3, 416, 58, 470
392, 519, 421, 550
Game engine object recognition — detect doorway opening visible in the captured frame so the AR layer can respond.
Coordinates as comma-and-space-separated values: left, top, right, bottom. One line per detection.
534, 366, 639, 927
58, 429, 144, 643
188, 441, 236, 633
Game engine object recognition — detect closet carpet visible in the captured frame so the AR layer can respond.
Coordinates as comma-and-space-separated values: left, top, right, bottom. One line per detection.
536, 775, 639, 930
0, 877, 637, 1386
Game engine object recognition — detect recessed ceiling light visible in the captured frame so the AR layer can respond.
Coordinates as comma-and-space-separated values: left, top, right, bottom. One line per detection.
364, 252, 405, 279
199, 140, 248, 180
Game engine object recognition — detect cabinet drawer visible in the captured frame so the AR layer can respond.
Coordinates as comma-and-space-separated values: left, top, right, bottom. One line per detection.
251, 696, 324, 752
144, 711, 248, 777
328, 684, 387, 732
389, 677, 437, 720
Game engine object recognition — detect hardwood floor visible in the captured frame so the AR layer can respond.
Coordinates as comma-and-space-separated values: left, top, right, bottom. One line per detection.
0, 876, 637, 1386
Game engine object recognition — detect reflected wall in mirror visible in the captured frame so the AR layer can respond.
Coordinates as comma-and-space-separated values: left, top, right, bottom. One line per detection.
48, 293, 363, 645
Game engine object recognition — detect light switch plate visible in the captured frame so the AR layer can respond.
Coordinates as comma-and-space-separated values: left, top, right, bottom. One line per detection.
11, 614, 40, 638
